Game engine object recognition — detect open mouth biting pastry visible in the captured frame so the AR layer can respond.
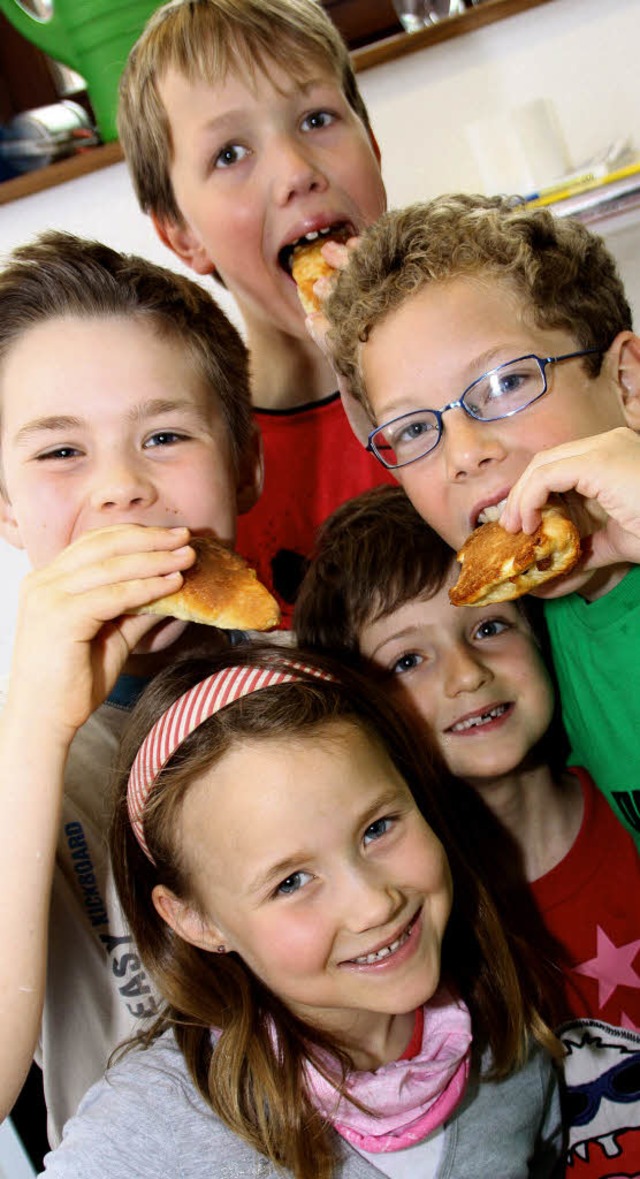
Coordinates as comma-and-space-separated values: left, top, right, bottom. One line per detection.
133, 535, 281, 631
449, 504, 582, 607
290, 227, 350, 314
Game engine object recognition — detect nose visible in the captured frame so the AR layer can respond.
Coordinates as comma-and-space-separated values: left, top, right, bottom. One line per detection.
443, 641, 491, 698
271, 135, 328, 206
90, 453, 157, 514
441, 406, 506, 481
343, 863, 404, 935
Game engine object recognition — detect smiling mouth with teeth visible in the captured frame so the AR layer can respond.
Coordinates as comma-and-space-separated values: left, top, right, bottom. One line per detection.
279, 223, 352, 273
348, 913, 418, 966
448, 703, 511, 734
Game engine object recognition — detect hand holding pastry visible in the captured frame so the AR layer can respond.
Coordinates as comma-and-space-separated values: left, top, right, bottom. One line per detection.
132, 535, 280, 631
7, 525, 195, 740
500, 428, 640, 578
449, 504, 581, 607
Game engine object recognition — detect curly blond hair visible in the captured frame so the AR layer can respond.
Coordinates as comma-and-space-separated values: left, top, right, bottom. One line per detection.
325, 194, 632, 418
118, 0, 372, 224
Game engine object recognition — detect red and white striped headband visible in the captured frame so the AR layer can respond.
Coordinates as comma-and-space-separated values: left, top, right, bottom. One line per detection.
127, 661, 334, 862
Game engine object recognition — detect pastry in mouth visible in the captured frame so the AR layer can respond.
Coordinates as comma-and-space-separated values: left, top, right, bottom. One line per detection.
132, 535, 281, 630
449, 504, 582, 607
289, 225, 351, 314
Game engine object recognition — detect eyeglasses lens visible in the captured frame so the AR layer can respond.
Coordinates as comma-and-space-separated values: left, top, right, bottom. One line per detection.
466, 358, 545, 420
374, 411, 441, 467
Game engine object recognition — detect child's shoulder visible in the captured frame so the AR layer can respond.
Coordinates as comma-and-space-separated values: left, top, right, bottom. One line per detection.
42, 1031, 275, 1177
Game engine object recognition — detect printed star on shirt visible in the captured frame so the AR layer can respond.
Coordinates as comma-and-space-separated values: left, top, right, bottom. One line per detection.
573, 926, 640, 1009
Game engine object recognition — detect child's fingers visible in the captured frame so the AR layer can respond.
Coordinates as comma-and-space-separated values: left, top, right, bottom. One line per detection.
65, 568, 187, 627
304, 307, 332, 358
30, 524, 196, 601
52, 523, 192, 572
501, 433, 623, 533
49, 544, 195, 599
319, 238, 356, 270
504, 433, 636, 535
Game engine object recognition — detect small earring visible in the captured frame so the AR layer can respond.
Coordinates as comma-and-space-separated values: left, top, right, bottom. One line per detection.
216, 944, 226, 954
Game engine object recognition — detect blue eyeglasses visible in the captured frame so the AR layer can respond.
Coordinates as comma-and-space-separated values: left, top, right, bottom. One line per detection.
367, 349, 603, 470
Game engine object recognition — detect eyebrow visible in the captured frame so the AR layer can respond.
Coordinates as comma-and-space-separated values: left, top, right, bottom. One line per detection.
14, 415, 83, 446
375, 344, 531, 421
198, 76, 332, 137
367, 625, 422, 662
13, 399, 202, 446
247, 785, 406, 897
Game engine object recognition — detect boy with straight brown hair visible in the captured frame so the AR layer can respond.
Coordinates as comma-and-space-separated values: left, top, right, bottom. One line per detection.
117, 0, 393, 625
320, 194, 640, 848
0, 230, 263, 1141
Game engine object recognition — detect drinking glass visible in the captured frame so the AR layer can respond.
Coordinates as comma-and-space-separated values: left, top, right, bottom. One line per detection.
392, 0, 467, 33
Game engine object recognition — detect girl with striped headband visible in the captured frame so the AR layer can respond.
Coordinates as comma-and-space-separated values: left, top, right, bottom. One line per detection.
41, 644, 563, 1179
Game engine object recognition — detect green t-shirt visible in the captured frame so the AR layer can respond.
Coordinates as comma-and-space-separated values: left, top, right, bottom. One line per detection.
544, 564, 640, 849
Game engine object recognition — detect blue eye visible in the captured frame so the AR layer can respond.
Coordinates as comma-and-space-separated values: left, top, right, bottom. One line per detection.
391, 652, 423, 676
474, 361, 541, 410
276, 870, 312, 896
363, 817, 393, 845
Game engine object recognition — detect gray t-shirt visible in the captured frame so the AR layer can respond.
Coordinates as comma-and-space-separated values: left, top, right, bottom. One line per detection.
41, 1029, 562, 1177
16, 675, 158, 1146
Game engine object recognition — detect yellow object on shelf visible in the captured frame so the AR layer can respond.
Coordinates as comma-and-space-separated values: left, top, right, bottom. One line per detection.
524, 160, 640, 209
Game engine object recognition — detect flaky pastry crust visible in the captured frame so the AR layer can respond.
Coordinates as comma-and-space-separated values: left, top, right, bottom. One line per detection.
449, 505, 581, 607
290, 234, 347, 314
134, 536, 280, 630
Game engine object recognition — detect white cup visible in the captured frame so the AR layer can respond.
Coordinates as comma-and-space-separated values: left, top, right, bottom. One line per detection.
466, 98, 571, 196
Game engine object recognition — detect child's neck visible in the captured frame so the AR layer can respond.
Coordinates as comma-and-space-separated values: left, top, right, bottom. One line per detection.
246, 318, 338, 410
472, 763, 583, 882
315, 1008, 417, 1073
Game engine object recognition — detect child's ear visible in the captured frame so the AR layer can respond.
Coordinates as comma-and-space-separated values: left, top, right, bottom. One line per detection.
368, 128, 382, 167
236, 425, 264, 515
0, 491, 24, 551
610, 331, 640, 430
152, 884, 225, 952
151, 213, 216, 278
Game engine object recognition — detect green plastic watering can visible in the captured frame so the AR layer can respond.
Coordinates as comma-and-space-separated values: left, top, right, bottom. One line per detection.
0, 0, 160, 142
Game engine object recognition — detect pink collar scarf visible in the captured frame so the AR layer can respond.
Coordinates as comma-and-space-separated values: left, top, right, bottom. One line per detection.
304, 988, 472, 1153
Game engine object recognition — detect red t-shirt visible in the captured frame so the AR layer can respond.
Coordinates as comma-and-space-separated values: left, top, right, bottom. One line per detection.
531, 769, 640, 1177
531, 767, 640, 1029
236, 393, 395, 628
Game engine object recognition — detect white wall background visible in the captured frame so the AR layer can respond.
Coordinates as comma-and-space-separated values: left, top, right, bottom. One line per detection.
1, 0, 639, 675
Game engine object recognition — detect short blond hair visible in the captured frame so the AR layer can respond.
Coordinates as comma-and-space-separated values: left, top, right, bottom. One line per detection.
118, 0, 372, 223
325, 194, 632, 417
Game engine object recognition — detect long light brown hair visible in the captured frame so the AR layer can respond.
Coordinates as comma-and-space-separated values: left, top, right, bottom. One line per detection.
112, 643, 561, 1179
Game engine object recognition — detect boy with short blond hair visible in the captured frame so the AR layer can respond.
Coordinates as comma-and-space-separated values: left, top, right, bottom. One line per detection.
117, 0, 393, 624
0, 230, 262, 1141
321, 195, 640, 847
295, 484, 640, 1170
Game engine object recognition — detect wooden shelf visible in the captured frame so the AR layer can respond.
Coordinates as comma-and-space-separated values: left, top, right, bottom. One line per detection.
352, 0, 554, 71
0, 0, 554, 206
0, 139, 124, 205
